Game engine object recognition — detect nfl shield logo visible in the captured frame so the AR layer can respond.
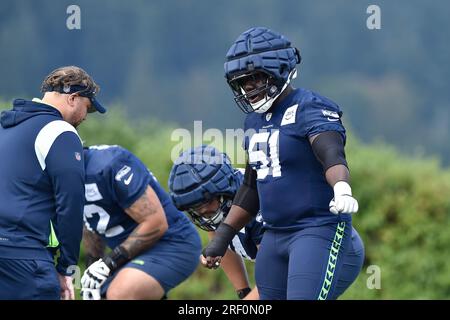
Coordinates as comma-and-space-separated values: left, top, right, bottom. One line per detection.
75, 152, 81, 161
266, 113, 272, 121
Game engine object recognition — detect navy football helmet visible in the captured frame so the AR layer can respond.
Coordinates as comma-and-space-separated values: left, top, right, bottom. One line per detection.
224, 27, 301, 114
168, 145, 241, 231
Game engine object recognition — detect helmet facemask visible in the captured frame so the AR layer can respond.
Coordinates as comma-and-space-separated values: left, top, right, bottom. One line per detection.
228, 69, 297, 114
187, 196, 233, 231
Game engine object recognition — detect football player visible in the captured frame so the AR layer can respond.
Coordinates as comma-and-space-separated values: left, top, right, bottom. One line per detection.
168, 145, 263, 300
80, 145, 201, 300
203, 27, 365, 300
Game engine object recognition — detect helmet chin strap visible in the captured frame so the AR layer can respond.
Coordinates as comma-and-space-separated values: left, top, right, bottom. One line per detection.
251, 69, 297, 114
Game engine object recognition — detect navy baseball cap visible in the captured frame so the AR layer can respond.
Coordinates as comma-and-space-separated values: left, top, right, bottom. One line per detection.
44, 84, 106, 113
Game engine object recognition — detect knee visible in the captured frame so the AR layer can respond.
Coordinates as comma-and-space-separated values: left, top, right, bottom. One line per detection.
106, 285, 127, 300
106, 277, 165, 300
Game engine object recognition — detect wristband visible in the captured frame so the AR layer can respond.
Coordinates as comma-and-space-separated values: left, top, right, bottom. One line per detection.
237, 287, 251, 299
102, 246, 129, 272
334, 181, 352, 196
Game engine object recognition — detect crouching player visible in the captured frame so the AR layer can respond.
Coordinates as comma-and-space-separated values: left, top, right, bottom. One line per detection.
168, 145, 264, 300
81, 145, 201, 300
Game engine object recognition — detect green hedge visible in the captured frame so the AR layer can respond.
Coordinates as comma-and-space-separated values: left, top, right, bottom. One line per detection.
341, 138, 450, 299
2, 101, 449, 299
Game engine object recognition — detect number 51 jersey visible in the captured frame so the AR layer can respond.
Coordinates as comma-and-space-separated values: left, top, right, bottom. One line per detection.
243, 88, 352, 231
83, 145, 191, 249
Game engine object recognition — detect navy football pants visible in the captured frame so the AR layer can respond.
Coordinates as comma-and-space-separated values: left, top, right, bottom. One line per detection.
101, 224, 202, 297
255, 222, 364, 300
0, 258, 59, 299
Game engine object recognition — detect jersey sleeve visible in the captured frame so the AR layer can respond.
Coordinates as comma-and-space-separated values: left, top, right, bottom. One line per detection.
110, 151, 151, 209
297, 101, 347, 143
44, 131, 85, 275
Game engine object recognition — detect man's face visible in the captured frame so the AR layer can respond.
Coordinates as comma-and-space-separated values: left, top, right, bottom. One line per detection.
191, 197, 221, 219
67, 94, 92, 128
236, 72, 270, 104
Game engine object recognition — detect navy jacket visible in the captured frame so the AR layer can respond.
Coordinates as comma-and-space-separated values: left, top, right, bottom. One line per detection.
0, 99, 85, 275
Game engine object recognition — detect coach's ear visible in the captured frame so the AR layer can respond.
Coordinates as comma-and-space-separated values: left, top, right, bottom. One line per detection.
67, 93, 77, 107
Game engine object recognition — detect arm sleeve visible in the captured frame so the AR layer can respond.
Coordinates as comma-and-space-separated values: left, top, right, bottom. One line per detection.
232, 162, 260, 217
300, 102, 347, 142
45, 132, 85, 275
111, 153, 151, 209
311, 131, 348, 171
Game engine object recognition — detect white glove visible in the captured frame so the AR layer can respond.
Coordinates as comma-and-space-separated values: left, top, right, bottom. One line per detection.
81, 288, 101, 300
81, 259, 111, 290
329, 181, 359, 214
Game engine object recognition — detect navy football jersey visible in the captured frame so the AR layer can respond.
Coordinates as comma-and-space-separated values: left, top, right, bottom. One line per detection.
229, 211, 264, 261
243, 88, 352, 230
83, 145, 191, 249
227, 169, 264, 261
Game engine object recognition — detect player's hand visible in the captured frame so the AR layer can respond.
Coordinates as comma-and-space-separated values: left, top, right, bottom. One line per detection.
58, 273, 75, 300
202, 241, 227, 269
81, 259, 111, 289
81, 288, 101, 300
200, 254, 222, 269
329, 181, 358, 214
202, 223, 236, 269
